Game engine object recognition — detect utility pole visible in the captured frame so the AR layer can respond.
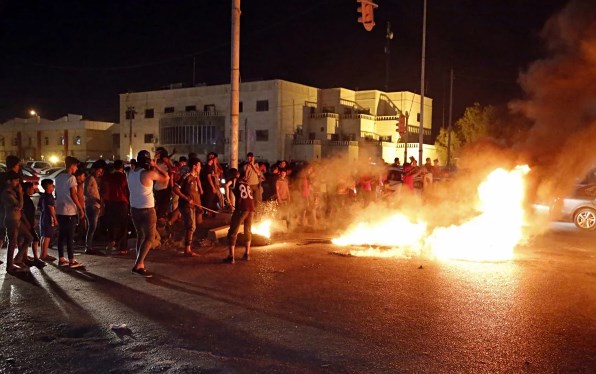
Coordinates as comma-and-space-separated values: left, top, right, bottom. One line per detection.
229, 0, 241, 169
447, 68, 454, 167
403, 111, 409, 162
418, 0, 427, 165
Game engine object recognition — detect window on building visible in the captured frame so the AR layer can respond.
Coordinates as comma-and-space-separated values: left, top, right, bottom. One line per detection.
239, 102, 243, 112
74, 136, 81, 145
255, 130, 269, 142
239, 130, 244, 142
44, 137, 49, 146
164, 107, 175, 113
185, 105, 196, 112
144, 134, 154, 143
0, 137, 4, 146
256, 100, 269, 112
145, 109, 154, 118
204, 104, 215, 112
320, 127, 325, 132
58, 136, 64, 145
125, 109, 135, 119
417, 113, 421, 122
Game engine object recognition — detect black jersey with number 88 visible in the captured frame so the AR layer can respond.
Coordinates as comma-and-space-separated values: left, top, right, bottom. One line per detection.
233, 180, 255, 212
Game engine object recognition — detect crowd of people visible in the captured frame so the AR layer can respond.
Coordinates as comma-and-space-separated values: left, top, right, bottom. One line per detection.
0, 148, 445, 277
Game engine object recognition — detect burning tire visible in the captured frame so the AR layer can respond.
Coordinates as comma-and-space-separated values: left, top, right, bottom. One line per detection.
573, 207, 596, 231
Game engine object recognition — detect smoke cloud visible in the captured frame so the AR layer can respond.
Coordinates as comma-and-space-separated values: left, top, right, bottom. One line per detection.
510, 0, 596, 199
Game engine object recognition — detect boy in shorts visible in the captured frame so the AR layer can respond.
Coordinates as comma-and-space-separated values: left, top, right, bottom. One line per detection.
38, 179, 57, 262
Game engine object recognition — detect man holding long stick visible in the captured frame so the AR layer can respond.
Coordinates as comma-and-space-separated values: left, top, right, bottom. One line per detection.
174, 157, 202, 256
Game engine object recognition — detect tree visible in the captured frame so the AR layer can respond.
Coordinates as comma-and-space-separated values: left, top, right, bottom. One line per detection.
456, 102, 495, 145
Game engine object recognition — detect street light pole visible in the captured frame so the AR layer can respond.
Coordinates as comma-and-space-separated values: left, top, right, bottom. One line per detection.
418, 0, 427, 164
230, 0, 241, 169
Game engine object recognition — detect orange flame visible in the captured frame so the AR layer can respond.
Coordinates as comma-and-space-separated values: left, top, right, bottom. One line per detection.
252, 219, 272, 238
332, 165, 530, 262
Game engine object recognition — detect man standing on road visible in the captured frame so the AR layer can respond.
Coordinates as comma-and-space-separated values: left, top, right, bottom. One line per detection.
174, 157, 202, 256
103, 160, 130, 255
55, 156, 85, 268
0, 155, 23, 266
243, 152, 262, 210
128, 150, 169, 277
225, 170, 255, 264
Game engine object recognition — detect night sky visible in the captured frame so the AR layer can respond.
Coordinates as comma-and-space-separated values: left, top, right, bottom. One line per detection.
0, 0, 569, 128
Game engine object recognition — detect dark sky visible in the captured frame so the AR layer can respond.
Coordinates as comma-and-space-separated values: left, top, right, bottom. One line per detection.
0, 0, 569, 127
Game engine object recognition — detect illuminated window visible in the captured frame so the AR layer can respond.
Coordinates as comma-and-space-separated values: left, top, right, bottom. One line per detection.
74, 136, 81, 145
58, 136, 64, 145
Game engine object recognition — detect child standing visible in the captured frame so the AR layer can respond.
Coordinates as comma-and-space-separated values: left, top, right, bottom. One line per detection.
38, 178, 57, 262
21, 182, 45, 268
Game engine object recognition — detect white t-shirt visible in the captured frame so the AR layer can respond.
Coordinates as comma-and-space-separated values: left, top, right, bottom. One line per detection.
55, 173, 78, 215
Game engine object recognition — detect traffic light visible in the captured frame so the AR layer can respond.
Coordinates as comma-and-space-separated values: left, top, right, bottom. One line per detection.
357, 0, 378, 32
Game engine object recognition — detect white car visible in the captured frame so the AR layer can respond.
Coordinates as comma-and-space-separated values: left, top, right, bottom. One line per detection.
37, 167, 66, 193
26, 161, 53, 174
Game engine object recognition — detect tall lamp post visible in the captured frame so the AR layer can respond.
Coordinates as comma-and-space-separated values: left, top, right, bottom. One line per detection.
418, 0, 427, 164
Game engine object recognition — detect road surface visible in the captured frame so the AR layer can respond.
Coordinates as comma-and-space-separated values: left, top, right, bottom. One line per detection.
0, 223, 594, 373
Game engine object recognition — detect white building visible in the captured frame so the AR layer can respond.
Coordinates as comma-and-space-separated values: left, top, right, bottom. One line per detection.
0, 114, 117, 162
119, 79, 436, 163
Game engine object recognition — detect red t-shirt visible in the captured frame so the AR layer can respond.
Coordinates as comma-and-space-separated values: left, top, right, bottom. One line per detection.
103, 171, 129, 204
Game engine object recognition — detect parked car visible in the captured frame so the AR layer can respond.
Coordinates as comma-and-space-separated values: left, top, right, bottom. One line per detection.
26, 160, 53, 174
534, 183, 596, 231
21, 165, 40, 187
554, 183, 596, 231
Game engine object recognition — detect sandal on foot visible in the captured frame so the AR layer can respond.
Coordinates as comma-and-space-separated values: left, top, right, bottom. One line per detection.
58, 258, 69, 267
131, 268, 153, 278
69, 260, 84, 269
41, 255, 57, 262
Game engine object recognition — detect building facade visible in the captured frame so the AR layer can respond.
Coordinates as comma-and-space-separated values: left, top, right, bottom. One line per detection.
0, 114, 117, 162
119, 79, 436, 164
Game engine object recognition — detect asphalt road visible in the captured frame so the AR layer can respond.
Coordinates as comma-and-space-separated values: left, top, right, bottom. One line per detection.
0, 223, 595, 373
